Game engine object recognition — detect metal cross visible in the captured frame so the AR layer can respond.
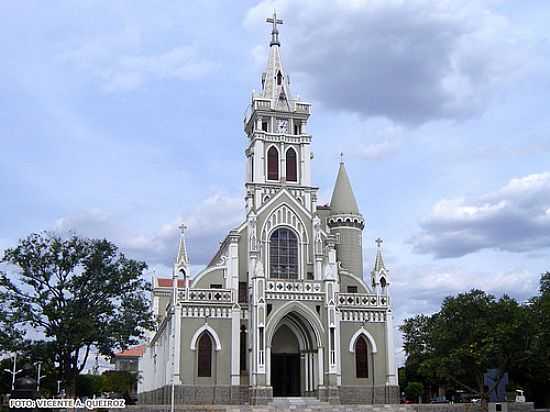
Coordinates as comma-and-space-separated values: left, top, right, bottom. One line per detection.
266, 10, 283, 46
178, 223, 187, 234
375, 238, 383, 248
340, 152, 344, 163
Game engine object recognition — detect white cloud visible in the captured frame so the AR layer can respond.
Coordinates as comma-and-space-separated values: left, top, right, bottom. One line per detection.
245, 0, 533, 124
360, 140, 400, 160
410, 172, 550, 258
62, 39, 214, 92
53, 193, 243, 270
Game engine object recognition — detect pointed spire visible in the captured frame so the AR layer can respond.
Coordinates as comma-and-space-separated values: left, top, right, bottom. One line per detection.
330, 158, 360, 215
259, 11, 292, 109
373, 238, 386, 272
176, 223, 190, 276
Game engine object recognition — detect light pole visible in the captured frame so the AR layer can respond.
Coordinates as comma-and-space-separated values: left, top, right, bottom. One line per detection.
2, 353, 23, 391
34, 361, 46, 392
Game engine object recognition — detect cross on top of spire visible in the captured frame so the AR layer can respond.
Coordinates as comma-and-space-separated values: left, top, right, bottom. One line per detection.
375, 238, 383, 248
266, 10, 283, 47
178, 223, 187, 234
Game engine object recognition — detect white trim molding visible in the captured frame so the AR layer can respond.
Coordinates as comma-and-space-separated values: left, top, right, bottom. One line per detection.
349, 327, 378, 354
190, 324, 222, 351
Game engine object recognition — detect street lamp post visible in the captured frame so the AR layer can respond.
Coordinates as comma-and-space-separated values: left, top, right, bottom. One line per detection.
2, 353, 23, 391
34, 361, 46, 392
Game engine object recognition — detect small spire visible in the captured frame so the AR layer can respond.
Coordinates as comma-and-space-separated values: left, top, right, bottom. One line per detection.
176, 223, 190, 276
373, 238, 386, 272
266, 10, 283, 47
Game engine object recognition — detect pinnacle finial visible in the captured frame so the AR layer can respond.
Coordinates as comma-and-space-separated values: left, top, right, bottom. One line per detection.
375, 237, 383, 248
340, 152, 344, 164
266, 10, 283, 47
178, 223, 187, 234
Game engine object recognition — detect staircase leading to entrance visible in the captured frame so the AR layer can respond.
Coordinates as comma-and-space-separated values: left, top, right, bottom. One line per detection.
270, 397, 329, 408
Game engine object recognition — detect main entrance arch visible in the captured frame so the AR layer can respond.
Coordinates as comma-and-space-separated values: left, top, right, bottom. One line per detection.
265, 302, 325, 397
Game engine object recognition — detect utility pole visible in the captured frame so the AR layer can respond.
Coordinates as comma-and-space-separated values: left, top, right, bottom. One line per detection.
2, 353, 22, 391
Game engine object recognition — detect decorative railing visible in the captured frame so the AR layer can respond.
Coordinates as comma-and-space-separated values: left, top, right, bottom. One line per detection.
266, 280, 322, 294
254, 99, 271, 110
178, 288, 234, 304
295, 102, 311, 114
336, 293, 389, 307
253, 132, 311, 143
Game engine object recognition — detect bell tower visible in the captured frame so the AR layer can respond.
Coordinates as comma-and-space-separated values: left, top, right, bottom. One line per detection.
244, 11, 317, 213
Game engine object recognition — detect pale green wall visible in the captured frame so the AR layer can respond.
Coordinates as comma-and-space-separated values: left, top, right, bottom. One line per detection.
339, 322, 387, 385
193, 268, 225, 289
179, 317, 233, 385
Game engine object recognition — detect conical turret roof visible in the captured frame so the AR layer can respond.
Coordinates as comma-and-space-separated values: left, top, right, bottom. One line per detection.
330, 161, 360, 215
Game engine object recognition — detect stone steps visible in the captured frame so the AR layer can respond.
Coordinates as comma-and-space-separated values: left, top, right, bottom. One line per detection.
269, 396, 329, 408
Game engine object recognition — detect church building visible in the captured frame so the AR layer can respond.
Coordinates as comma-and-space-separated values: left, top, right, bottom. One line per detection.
138, 13, 399, 405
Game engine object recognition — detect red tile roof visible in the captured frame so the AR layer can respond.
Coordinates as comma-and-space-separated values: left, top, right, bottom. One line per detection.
156, 278, 191, 288
114, 344, 145, 358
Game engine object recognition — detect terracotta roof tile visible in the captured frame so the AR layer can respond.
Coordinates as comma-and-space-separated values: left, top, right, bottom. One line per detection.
114, 344, 145, 358
156, 278, 190, 288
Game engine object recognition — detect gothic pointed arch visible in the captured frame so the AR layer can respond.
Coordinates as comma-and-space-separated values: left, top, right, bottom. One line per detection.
355, 335, 369, 378
266, 300, 325, 346
267, 146, 279, 180
348, 327, 378, 354
190, 324, 222, 351
269, 227, 298, 279
286, 147, 297, 182
197, 332, 213, 377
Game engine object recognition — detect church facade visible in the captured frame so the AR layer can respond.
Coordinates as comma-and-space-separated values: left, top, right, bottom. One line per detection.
138, 14, 399, 405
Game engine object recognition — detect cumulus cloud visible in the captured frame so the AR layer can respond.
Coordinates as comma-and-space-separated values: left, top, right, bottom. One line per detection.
410, 172, 550, 258
54, 193, 243, 271
245, 0, 531, 124
62, 42, 214, 92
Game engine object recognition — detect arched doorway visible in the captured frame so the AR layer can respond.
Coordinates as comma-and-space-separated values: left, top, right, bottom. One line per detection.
271, 324, 300, 396
267, 306, 324, 398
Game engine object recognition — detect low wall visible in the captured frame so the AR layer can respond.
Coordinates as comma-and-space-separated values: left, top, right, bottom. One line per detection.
116, 404, 535, 412
138, 385, 249, 405
339, 385, 400, 404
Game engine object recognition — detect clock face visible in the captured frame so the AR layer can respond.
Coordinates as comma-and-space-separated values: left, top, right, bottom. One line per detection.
277, 119, 288, 133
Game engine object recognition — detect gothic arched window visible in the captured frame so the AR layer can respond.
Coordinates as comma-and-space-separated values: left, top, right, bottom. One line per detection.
267, 146, 279, 180
286, 147, 297, 182
277, 71, 283, 85
270, 228, 298, 279
355, 336, 369, 378
197, 332, 213, 377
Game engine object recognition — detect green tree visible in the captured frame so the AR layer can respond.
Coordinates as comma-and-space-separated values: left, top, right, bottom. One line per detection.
401, 290, 531, 407
76, 374, 104, 397
101, 370, 137, 402
405, 381, 424, 402
0, 233, 154, 396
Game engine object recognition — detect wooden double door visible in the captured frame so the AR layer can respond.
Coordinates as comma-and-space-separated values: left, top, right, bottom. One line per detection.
271, 353, 301, 396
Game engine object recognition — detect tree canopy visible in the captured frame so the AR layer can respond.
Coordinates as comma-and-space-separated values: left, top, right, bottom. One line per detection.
0, 232, 154, 395
401, 273, 550, 407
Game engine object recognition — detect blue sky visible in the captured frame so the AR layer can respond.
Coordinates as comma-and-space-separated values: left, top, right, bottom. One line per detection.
1, 1, 550, 363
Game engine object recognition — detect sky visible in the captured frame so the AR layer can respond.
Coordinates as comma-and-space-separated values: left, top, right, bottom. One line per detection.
1, 0, 550, 367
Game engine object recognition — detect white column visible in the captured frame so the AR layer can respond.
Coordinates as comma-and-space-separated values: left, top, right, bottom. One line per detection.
231, 306, 240, 385
304, 352, 309, 392
173, 311, 182, 384
385, 309, 398, 385
317, 347, 324, 386
265, 346, 271, 385
334, 311, 342, 386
